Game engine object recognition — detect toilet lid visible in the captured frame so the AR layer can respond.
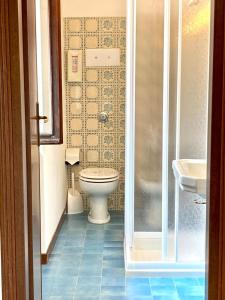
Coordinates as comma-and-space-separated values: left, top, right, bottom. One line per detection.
79, 168, 119, 180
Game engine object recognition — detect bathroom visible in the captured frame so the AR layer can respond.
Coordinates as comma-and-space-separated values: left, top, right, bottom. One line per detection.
37, 0, 210, 299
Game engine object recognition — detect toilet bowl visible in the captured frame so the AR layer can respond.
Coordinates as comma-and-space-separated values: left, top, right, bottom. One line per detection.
79, 168, 119, 224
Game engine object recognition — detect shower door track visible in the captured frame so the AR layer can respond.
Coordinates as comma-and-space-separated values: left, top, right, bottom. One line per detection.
124, 241, 205, 276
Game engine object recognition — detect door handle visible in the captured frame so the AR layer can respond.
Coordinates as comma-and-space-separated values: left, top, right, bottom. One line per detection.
39, 116, 48, 123
31, 115, 48, 123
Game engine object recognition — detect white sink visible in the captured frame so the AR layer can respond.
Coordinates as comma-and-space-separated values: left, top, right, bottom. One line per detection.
172, 159, 207, 197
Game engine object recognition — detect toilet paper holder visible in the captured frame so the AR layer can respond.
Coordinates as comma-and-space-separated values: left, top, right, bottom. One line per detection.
65, 148, 80, 165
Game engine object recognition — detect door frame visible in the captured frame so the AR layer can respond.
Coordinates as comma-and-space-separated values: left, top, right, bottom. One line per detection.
1, 0, 225, 300
207, 0, 225, 299
0, 0, 30, 299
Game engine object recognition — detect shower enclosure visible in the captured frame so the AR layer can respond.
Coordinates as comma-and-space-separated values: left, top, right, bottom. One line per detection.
125, 0, 211, 274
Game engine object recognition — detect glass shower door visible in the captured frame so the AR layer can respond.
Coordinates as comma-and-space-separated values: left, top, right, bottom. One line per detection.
134, 0, 164, 233
125, 0, 210, 273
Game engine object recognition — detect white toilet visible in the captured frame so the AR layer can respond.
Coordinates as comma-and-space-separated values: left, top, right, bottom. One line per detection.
79, 168, 119, 224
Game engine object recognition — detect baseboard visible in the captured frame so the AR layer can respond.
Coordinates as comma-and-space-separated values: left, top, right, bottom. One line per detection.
41, 205, 67, 265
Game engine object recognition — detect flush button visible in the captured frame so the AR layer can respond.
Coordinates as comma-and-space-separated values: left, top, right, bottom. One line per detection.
86, 48, 120, 67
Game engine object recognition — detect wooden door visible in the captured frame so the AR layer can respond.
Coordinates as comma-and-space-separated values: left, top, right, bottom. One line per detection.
0, 0, 42, 298
0, 0, 30, 299
22, 0, 42, 299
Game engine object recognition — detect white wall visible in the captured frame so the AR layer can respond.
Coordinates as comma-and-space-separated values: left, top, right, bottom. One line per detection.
39, 0, 67, 254
61, 0, 126, 17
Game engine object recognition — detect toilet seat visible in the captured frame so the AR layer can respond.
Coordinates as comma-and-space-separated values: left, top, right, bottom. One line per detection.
79, 168, 119, 183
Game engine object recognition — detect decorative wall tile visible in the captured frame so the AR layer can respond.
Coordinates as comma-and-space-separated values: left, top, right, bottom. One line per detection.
119, 86, 126, 99
87, 135, 99, 146
69, 19, 82, 32
85, 18, 99, 32
65, 17, 126, 211
103, 150, 114, 162
71, 103, 82, 115
101, 35, 116, 48
86, 69, 99, 82
120, 51, 126, 66
119, 119, 125, 131
87, 119, 98, 130
70, 86, 82, 99
71, 119, 82, 130
69, 36, 82, 49
101, 18, 116, 32
119, 150, 125, 162
102, 70, 115, 82
119, 19, 126, 32
87, 102, 98, 115
86, 86, 99, 99
119, 35, 126, 48
119, 70, 126, 82
118, 134, 125, 146
103, 120, 114, 131
119, 103, 125, 114
102, 86, 115, 99
85, 36, 99, 48
71, 134, 83, 146
102, 102, 113, 113
102, 135, 114, 146
87, 150, 99, 162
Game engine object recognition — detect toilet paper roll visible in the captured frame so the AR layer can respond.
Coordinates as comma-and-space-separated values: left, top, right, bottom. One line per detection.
65, 148, 80, 165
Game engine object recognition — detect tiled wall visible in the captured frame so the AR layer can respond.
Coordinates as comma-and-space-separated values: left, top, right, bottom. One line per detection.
64, 17, 126, 211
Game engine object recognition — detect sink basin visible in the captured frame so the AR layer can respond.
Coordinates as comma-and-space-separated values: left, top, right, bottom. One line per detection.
172, 159, 207, 196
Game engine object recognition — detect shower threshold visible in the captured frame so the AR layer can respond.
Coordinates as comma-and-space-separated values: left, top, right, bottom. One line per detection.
124, 234, 205, 276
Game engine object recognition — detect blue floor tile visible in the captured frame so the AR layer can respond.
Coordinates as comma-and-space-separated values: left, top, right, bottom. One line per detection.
176, 285, 205, 297
126, 277, 149, 285
126, 284, 151, 296
103, 258, 124, 268
42, 212, 206, 300
74, 297, 100, 300
79, 266, 102, 277
102, 275, 125, 287
178, 297, 204, 300
81, 253, 103, 263
100, 297, 153, 300
102, 267, 125, 277
75, 285, 101, 297
152, 296, 180, 300
150, 278, 174, 286
77, 276, 101, 286
173, 277, 199, 287
197, 277, 206, 286
48, 297, 74, 300
101, 286, 125, 296
104, 241, 123, 248
150, 285, 179, 297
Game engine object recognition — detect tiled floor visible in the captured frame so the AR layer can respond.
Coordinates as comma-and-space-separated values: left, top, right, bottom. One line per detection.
42, 212, 205, 300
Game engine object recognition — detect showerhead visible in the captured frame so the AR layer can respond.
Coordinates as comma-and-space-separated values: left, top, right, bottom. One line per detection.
188, 0, 199, 6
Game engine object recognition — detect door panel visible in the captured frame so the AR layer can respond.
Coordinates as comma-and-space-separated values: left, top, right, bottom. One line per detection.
22, 0, 42, 298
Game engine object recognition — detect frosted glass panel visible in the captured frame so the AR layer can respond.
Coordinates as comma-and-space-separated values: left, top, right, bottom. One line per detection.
178, 192, 206, 261
177, 0, 210, 262
134, 0, 164, 232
